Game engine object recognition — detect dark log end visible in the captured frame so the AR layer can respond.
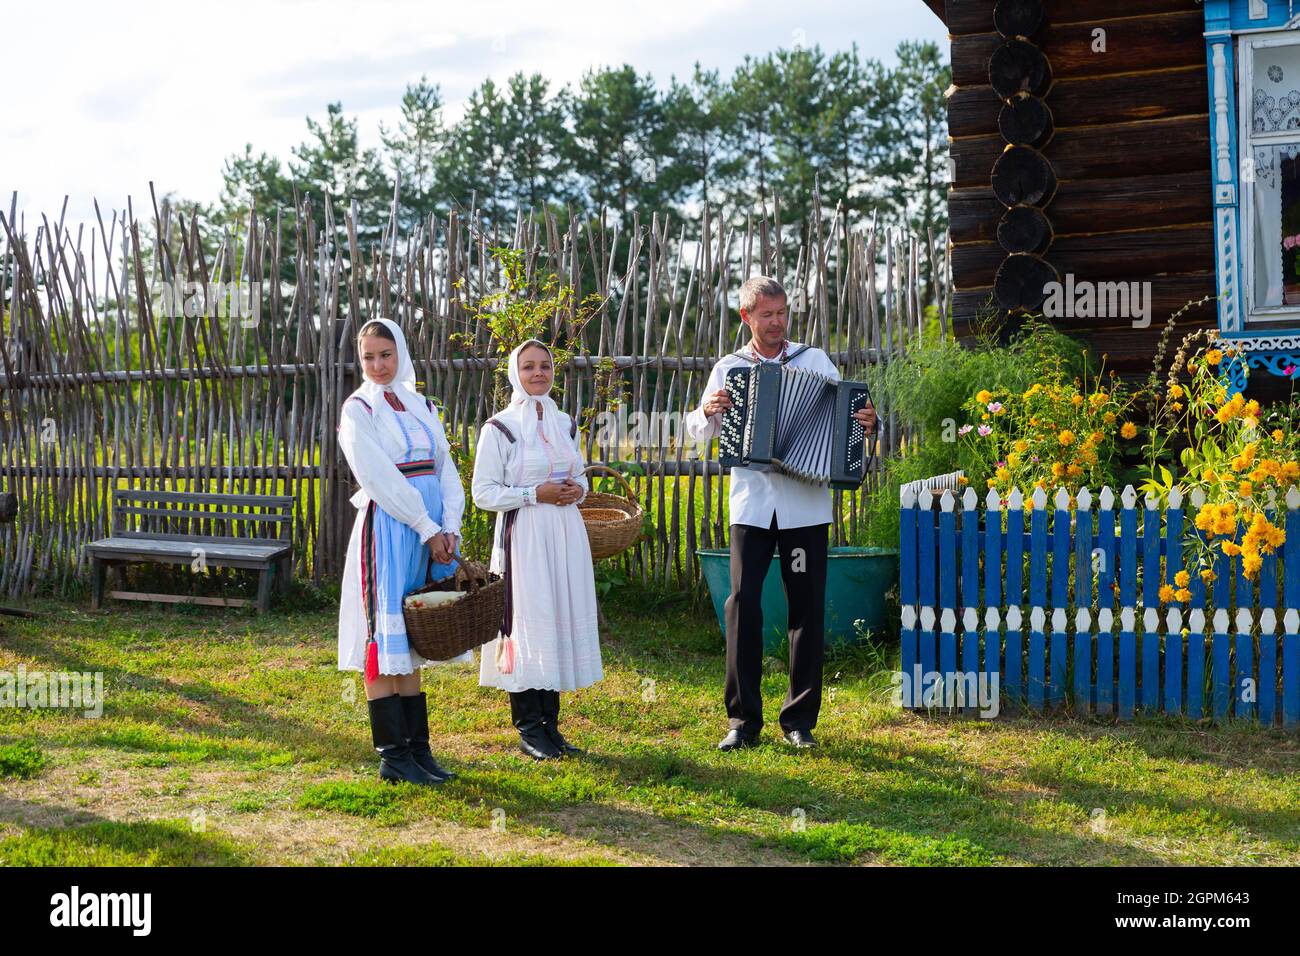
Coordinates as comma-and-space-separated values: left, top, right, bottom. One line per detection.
991, 146, 1058, 207
989, 39, 1052, 98
997, 205, 1053, 254
998, 94, 1054, 147
994, 253, 1059, 311
994, 0, 1044, 39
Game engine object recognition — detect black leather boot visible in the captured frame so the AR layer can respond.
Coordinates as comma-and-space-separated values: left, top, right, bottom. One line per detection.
509, 690, 562, 760
400, 692, 455, 781
539, 689, 582, 755
368, 693, 444, 786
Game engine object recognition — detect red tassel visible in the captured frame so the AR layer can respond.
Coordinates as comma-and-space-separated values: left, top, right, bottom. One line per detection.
364, 640, 379, 683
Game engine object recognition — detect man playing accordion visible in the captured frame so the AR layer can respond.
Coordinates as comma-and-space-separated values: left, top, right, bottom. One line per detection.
686, 276, 876, 750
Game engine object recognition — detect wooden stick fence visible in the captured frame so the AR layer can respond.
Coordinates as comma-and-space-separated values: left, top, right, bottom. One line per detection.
0, 186, 947, 597
899, 483, 1300, 727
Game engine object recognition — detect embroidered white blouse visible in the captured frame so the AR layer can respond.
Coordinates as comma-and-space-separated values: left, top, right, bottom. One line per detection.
337, 396, 465, 542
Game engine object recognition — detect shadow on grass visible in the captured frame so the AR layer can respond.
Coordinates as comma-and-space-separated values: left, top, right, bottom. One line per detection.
0, 797, 252, 865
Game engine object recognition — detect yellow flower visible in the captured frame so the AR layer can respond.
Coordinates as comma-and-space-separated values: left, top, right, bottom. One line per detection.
1072, 394, 1084, 407
1014, 439, 1028, 454
958, 475, 969, 485
1170, 402, 1183, 413
1174, 570, 1190, 588
1175, 587, 1192, 602
1058, 429, 1076, 446
1200, 568, 1216, 584
1007, 453, 1020, 468
1204, 469, 1216, 481
996, 467, 1011, 481
1243, 553, 1263, 577
1205, 348, 1223, 366
1103, 411, 1116, 424
1120, 422, 1138, 439
1067, 464, 1083, 477
1089, 431, 1104, 445
1273, 429, 1285, 442
976, 390, 992, 404
1158, 584, 1175, 603
1222, 541, 1242, 557
1089, 392, 1107, 408
1051, 462, 1066, 478
1169, 384, 1184, 399
986, 478, 996, 489
1240, 481, 1253, 497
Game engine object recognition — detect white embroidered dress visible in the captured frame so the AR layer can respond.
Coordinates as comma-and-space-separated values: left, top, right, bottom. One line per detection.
471, 344, 603, 692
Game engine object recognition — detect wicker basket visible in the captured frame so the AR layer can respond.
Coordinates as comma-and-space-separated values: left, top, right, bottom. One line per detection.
579, 464, 643, 560
402, 555, 504, 661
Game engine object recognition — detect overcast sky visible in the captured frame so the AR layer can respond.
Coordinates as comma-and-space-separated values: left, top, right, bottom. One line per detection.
1, 0, 946, 233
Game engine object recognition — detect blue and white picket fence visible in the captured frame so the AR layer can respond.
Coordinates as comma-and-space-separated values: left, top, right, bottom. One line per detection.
898, 481, 1300, 727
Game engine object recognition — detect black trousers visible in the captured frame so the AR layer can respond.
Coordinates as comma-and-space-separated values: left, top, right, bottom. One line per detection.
723, 516, 829, 735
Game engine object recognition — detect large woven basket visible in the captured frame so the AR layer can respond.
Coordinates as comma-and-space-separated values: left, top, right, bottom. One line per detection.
580, 464, 643, 560
402, 555, 504, 661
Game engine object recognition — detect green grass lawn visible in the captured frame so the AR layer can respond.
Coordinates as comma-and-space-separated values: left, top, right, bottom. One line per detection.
1, 584, 1298, 866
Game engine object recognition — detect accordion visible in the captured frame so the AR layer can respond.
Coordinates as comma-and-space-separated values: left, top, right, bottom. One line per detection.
718, 362, 872, 489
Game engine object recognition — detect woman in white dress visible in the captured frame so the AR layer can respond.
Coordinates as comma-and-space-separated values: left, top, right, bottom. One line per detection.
472, 340, 603, 760
338, 317, 469, 787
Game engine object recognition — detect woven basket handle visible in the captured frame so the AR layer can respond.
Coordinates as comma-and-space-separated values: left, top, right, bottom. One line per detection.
583, 463, 636, 499
426, 553, 488, 592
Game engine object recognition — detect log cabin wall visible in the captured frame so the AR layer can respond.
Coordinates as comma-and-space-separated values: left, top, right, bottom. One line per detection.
941, 0, 1222, 381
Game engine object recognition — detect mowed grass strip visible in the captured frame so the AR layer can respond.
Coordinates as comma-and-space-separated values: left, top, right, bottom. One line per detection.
0, 585, 1298, 865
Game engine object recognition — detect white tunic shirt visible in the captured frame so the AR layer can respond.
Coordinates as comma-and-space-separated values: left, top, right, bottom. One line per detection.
684, 341, 838, 530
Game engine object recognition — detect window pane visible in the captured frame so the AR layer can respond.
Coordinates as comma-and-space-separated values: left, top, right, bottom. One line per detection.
1251, 143, 1300, 309
1253, 43, 1300, 133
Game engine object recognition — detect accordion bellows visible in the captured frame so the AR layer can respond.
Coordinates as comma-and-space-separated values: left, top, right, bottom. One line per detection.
719, 363, 871, 489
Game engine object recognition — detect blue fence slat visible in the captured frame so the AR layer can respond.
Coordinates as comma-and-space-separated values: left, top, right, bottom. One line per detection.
1006, 499, 1024, 609
939, 495, 957, 610
983, 609, 1000, 692
1097, 609, 1115, 716
1028, 608, 1046, 714
1286, 507, 1300, 607
1098, 497, 1117, 610
984, 497, 1001, 608
1142, 498, 1160, 609
920, 609, 937, 697
939, 609, 957, 708
1049, 610, 1066, 709
1005, 608, 1023, 708
918, 496, 936, 609
900, 494, 917, 607
1187, 611, 1206, 720
1073, 609, 1091, 714
961, 494, 979, 612
1284, 614, 1299, 728
1165, 609, 1183, 716
1236, 626, 1255, 722
1260, 507, 1278, 610
1260, 617, 1277, 727
1030, 496, 1048, 609
1213, 547, 1230, 608
1118, 609, 1137, 720
1052, 496, 1070, 610
1141, 609, 1160, 712
1119, 493, 1137, 607
1075, 500, 1095, 610
962, 610, 980, 713
1213, 623, 1232, 722
901, 607, 918, 709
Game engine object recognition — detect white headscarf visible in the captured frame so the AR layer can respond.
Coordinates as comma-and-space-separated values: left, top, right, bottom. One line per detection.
491, 339, 581, 478
349, 317, 448, 460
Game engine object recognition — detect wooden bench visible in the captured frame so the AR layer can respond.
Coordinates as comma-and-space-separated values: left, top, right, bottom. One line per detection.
85, 490, 295, 612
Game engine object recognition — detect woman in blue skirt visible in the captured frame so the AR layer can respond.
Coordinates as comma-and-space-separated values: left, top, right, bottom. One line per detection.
337, 317, 467, 787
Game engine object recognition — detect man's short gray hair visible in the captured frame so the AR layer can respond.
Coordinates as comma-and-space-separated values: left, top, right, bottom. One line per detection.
739, 276, 786, 314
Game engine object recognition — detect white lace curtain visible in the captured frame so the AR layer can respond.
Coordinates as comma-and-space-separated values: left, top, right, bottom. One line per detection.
1254, 143, 1300, 307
